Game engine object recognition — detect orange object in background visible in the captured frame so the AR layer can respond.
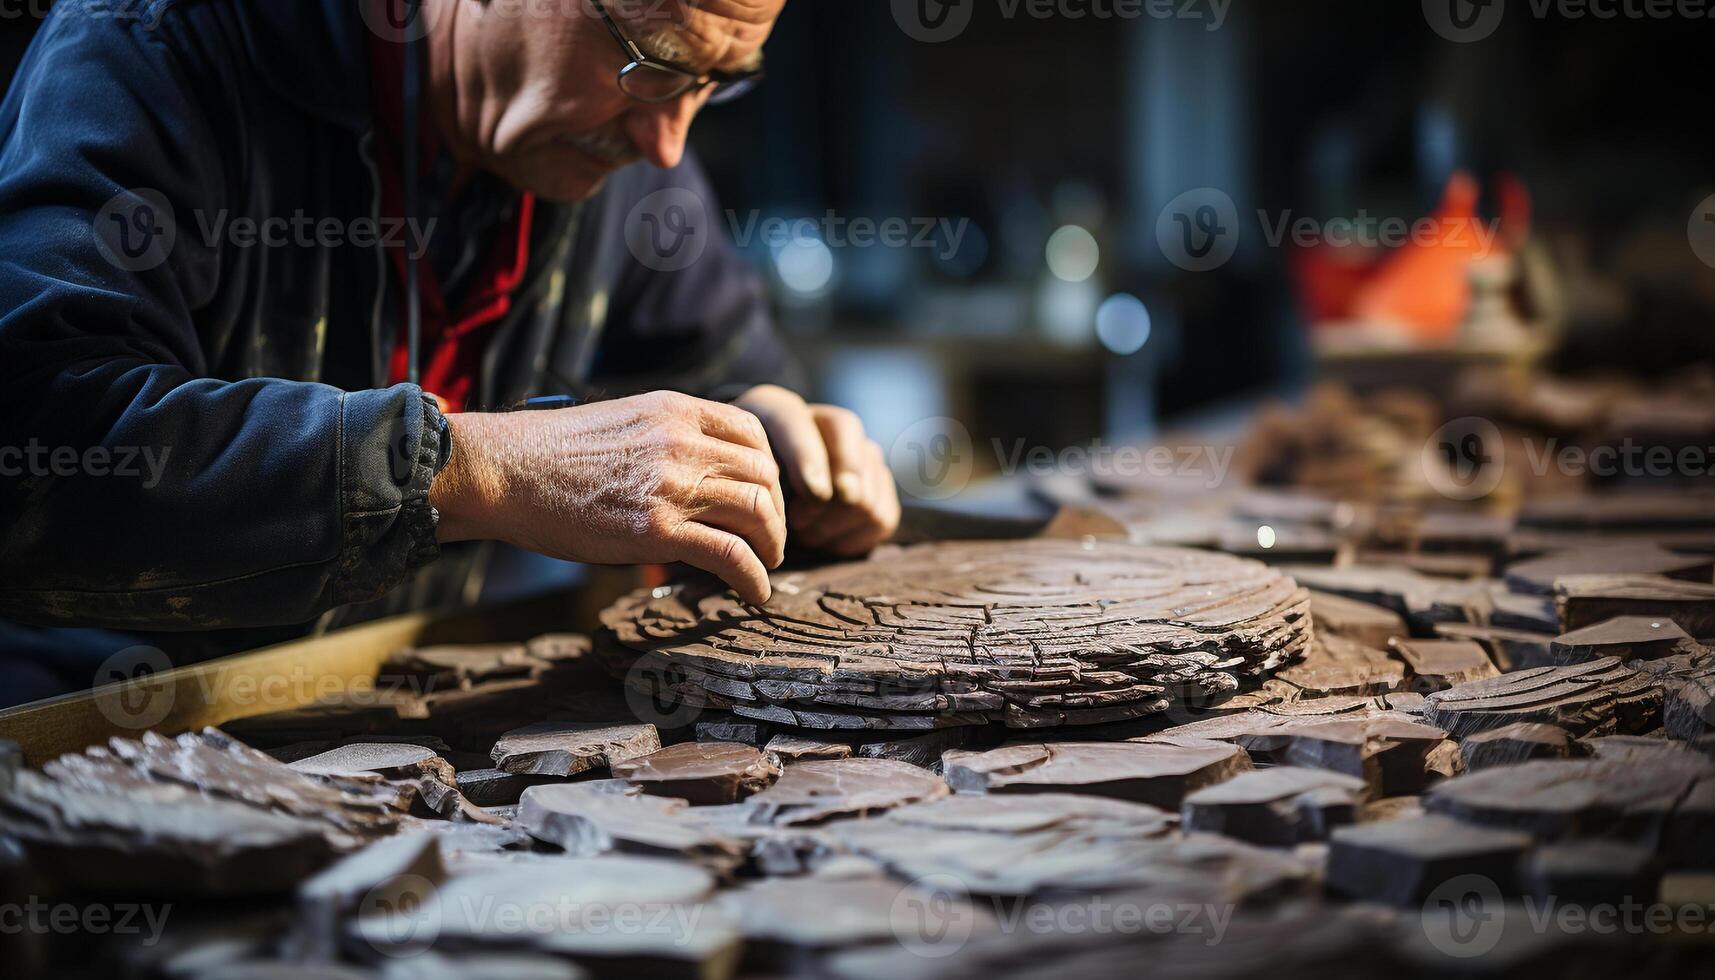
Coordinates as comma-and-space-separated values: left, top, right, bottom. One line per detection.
1294, 172, 1529, 345
1351, 171, 1494, 343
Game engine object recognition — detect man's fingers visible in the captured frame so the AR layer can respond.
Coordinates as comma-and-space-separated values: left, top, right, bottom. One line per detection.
708, 443, 786, 527
691, 478, 786, 568
812, 406, 871, 506
696, 398, 772, 452
672, 521, 772, 606
749, 392, 833, 502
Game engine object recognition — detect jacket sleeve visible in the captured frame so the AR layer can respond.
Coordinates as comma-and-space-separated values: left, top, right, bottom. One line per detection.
0, 7, 445, 630
591, 153, 803, 402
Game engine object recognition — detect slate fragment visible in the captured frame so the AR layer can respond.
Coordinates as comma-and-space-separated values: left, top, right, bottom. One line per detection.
1554, 574, 1715, 635
746, 758, 949, 825
1309, 590, 1409, 649
942, 740, 1250, 808
490, 721, 661, 777
1459, 723, 1577, 771
1182, 766, 1364, 845
610, 742, 781, 805
1549, 616, 1695, 664
517, 781, 748, 876
1423, 656, 1661, 737
1388, 638, 1499, 692
291, 832, 444, 962
1326, 815, 1533, 906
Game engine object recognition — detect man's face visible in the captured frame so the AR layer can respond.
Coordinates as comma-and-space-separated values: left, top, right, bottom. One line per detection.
448, 0, 781, 201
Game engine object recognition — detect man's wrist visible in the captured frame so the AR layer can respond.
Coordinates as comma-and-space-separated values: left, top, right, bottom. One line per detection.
429, 413, 506, 543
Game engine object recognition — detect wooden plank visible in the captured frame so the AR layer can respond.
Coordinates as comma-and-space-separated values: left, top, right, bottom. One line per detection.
0, 577, 632, 766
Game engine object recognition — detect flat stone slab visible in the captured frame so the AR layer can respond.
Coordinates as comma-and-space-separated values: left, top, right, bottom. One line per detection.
1423, 657, 1662, 737
1555, 574, 1715, 635
1326, 814, 1534, 906
597, 540, 1312, 730
610, 742, 781, 805
1388, 638, 1499, 692
516, 782, 748, 876
489, 722, 661, 777
745, 758, 949, 825
1505, 545, 1714, 596
289, 743, 455, 785
1310, 591, 1409, 649
942, 740, 1250, 808
832, 793, 1301, 899
1267, 634, 1405, 700
1424, 756, 1715, 845
1550, 616, 1695, 664
1182, 766, 1364, 845
1460, 723, 1577, 771
1269, 717, 1449, 797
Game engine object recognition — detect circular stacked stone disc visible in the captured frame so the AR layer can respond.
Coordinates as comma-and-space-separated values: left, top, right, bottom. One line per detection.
596, 540, 1313, 730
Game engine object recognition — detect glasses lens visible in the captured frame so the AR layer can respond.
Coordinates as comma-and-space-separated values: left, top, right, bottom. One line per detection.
618, 62, 694, 103
707, 76, 760, 106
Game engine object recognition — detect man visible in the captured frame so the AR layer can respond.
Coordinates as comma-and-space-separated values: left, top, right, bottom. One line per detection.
0, 0, 898, 684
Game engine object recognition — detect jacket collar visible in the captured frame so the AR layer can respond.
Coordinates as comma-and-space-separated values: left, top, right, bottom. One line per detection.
238, 0, 376, 133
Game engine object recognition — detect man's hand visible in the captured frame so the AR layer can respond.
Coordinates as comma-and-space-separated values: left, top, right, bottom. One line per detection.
430, 391, 786, 605
733, 385, 901, 557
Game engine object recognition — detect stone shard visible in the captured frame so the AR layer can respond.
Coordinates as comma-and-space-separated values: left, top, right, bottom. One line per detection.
1424, 756, 1715, 847
609, 742, 781, 805
1271, 717, 1449, 797
516, 782, 748, 876
717, 872, 995, 972
1459, 723, 1577, 771
1388, 638, 1499, 692
291, 832, 444, 962
831, 793, 1301, 899
762, 735, 853, 763
1266, 634, 1405, 700
1520, 841, 1661, 906
453, 768, 557, 809
1549, 615, 1695, 664
350, 856, 739, 977
1423, 656, 1662, 737
1182, 766, 1364, 845
489, 721, 661, 777
597, 540, 1312, 730
288, 743, 456, 785
1636, 652, 1715, 738
1326, 815, 1534, 906
1505, 544, 1714, 596
380, 643, 545, 691
745, 758, 950, 825
1432, 622, 1556, 671
942, 740, 1250, 808
1554, 574, 1715, 635
1309, 590, 1409, 649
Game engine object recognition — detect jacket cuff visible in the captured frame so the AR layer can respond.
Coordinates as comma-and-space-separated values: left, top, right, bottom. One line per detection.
333, 386, 447, 606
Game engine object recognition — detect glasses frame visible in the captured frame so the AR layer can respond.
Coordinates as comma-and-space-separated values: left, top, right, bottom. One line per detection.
590, 0, 764, 105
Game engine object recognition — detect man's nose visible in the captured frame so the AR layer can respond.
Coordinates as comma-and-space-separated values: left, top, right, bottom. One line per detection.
623, 96, 700, 170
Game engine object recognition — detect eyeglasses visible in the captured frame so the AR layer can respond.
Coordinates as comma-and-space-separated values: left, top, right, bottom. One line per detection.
590, 0, 764, 105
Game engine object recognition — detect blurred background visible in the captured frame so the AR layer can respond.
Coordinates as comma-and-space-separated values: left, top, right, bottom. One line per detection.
678, 0, 1715, 472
